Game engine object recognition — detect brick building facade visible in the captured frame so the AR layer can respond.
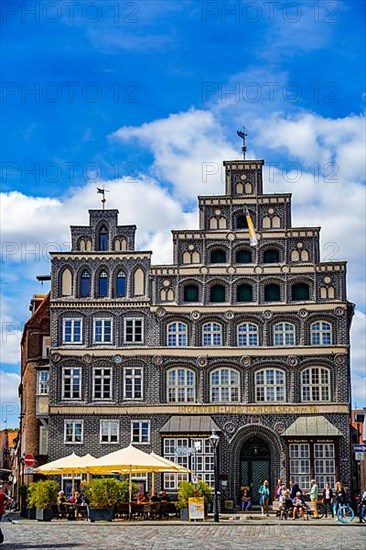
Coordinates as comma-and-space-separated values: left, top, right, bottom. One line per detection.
47, 157, 354, 503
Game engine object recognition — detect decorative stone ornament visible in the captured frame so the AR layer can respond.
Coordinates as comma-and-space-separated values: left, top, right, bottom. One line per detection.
335, 307, 345, 317
191, 311, 201, 320
113, 354, 123, 365
197, 356, 208, 367
298, 309, 308, 318
286, 356, 298, 366
153, 355, 163, 366
334, 354, 346, 365
51, 352, 61, 363
240, 356, 251, 367
224, 422, 236, 434
83, 354, 93, 364
262, 310, 272, 319
156, 307, 166, 318
274, 421, 286, 434
225, 310, 234, 320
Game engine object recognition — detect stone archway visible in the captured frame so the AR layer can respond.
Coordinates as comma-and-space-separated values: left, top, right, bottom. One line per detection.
229, 424, 285, 505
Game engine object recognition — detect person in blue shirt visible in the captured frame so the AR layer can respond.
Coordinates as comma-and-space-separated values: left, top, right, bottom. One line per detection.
258, 480, 270, 517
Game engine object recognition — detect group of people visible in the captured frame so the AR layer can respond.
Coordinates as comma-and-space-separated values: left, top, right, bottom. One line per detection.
240, 478, 352, 520
136, 490, 170, 504
57, 488, 88, 520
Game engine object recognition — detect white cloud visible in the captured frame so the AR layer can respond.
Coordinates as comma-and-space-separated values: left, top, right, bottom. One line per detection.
0, 371, 20, 429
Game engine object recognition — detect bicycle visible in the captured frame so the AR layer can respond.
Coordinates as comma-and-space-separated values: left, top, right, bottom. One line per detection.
336, 503, 354, 524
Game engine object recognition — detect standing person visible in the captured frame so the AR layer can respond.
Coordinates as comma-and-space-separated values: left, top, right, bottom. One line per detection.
289, 479, 301, 500
333, 481, 346, 520
309, 479, 319, 519
0, 485, 12, 544
322, 483, 334, 518
259, 480, 270, 517
274, 479, 282, 501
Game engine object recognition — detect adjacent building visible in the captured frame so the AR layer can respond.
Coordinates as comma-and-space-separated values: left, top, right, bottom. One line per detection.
47, 157, 354, 503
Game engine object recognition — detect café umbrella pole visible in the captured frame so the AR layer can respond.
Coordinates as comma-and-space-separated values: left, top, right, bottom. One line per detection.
129, 469, 132, 520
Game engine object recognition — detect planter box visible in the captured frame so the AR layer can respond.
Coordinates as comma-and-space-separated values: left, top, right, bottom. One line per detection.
179, 507, 189, 521
36, 508, 54, 522
88, 507, 114, 522
27, 507, 36, 520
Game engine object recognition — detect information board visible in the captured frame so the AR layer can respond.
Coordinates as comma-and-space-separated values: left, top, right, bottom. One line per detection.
188, 497, 205, 521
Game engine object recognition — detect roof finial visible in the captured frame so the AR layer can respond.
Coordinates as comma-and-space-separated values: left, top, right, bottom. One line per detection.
236, 128, 247, 160
97, 186, 109, 210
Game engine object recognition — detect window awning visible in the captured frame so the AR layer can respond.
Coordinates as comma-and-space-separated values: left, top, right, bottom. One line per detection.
282, 416, 342, 437
159, 416, 221, 435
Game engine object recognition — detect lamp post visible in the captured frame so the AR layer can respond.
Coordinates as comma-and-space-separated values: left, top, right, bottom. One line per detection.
209, 429, 220, 523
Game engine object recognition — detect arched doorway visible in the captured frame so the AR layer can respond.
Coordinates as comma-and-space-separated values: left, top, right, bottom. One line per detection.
240, 437, 270, 504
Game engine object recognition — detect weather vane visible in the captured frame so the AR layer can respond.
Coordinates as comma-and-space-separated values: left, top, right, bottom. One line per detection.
97, 186, 109, 210
237, 128, 247, 160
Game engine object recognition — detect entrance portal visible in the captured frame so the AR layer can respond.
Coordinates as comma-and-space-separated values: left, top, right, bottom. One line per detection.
240, 437, 270, 504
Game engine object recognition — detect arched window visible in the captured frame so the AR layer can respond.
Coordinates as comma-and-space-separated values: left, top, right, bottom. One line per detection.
184, 284, 199, 302
255, 369, 286, 402
292, 283, 310, 301
236, 249, 252, 263
237, 322, 258, 346
61, 268, 73, 296
237, 284, 253, 302
301, 367, 330, 401
210, 368, 240, 402
202, 322, 222, 346
116, 271, 126, 297
98, 225, 108, 251
167, 322, 188, 347
236, 215, 248, 229
210, 284, 226, 303
311, 321, 332, 345
273, 322, 296, 345
98, 270, 108, 297
264, 283, 280, 302
263, 249, 280, 263
80, 270, 91, 297
210, 249, 226, 263
167, 368, 195, 402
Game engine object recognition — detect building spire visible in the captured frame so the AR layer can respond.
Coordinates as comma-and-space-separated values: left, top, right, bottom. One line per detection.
97, 186, 109, 210
237, 128, 247, 160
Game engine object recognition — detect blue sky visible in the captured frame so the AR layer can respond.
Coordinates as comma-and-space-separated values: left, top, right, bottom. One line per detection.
1, 0, 365, 427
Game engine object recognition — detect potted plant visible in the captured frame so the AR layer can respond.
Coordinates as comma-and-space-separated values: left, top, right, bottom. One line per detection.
28, 480, 59, 521
84, 478, 135, 522
176, 480, 213, 521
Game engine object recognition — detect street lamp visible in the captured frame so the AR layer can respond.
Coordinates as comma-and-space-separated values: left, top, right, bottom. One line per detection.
209, 429, 220, 523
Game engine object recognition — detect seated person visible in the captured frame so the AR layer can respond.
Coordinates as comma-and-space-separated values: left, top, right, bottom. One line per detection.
137, 492, 149, 504
292, 491, 306, 519
150, 490, 160, 502
68, 492, 76, 504
160, 491, 170, 502
57, 491, 67, 514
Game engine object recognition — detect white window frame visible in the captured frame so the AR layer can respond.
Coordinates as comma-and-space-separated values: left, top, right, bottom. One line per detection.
100, 420, 120, 444
237, 322, 258, 346
210, 368, 240, 403
202, 322, 222, 346
124, 317, 144, 344
289, 443, 310, 491
167, 322, 188, 347
255, 368, 286, 402
301, 367, 330, 402
131, 420, 150, 444
37, 369, 49, 395
92, 367, 113, 400
167, 368, 196, 403
61, 367, 81, 400
93, 318, 113, 344
310, 321, 332, 345
64, 420, 84, 444
163, 438, 190, 490
123, 367, 143, 400
273, 322, 296, 346
63, 318, 83, 344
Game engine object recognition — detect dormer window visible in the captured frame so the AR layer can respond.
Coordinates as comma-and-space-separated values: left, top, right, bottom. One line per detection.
98, 225, 108, 251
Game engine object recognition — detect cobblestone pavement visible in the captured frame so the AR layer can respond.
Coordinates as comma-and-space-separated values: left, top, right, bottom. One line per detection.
0, 520, 365, 550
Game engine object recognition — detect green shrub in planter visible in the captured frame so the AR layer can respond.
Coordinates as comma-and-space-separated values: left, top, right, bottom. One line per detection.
176, 480, 213, 510
84, 478, 137, 522
27, 480, 59, 521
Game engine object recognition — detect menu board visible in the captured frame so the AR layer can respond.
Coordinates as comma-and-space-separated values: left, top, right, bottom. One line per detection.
188, 497, 205, 521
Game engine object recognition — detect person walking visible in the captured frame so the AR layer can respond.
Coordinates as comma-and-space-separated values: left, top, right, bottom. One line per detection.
333, 481, 346, 520
259, 480, 270, 517
309, 479, 319, 519
0, 486, 12, 544
322, 483, 334, 518
240, 486, 252, 512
